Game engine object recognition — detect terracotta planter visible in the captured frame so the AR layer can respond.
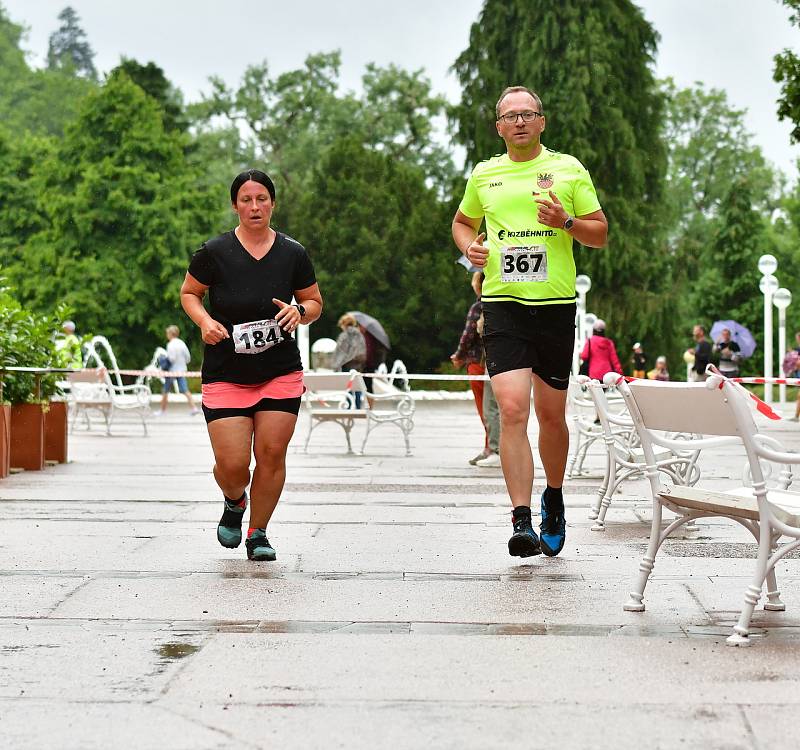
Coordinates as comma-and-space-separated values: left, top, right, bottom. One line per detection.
10, 403, 46, 471
0, 404, 9, 479
44, 400, 68, 464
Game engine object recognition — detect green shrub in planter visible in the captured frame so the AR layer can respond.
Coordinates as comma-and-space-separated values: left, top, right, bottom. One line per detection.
0, 283, 67, 404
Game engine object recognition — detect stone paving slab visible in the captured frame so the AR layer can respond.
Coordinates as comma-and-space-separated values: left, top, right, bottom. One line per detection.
3, 400, 800, 748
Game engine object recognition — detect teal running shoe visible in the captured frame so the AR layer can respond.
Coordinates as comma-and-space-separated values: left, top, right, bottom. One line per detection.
245, 530, 277, 561
217, 492, 248, 549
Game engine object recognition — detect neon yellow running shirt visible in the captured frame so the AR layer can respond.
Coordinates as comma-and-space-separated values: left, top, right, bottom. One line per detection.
459, 147, 601, 305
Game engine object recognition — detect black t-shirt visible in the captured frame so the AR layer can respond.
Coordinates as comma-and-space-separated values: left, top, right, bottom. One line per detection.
694, 339, 712, 373
187, 230, 316, 384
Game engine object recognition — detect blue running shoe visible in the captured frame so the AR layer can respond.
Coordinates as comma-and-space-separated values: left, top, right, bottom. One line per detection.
508, 509, 541, 558
245, 530, 277, 561
217, 492, 248, 549
539, 492, 566, 557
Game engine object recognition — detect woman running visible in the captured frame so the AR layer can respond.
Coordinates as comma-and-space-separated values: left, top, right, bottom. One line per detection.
180, 169, 323, 560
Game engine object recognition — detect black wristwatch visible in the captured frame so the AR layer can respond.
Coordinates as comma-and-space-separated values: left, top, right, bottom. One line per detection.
563, 215, 575, 231
293, 303, 306, 319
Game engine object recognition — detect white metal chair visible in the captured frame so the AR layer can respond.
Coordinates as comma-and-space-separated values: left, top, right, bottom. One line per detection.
69, 336, 151, 435
566, 379, 605, 478
584, 377, 701, 531
612, 370, 799, 647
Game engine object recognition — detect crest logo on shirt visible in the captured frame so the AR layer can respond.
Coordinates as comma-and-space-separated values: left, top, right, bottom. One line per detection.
537, 172, 554, 189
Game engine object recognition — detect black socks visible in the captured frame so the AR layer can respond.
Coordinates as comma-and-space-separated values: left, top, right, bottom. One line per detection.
543, 485, 564, 512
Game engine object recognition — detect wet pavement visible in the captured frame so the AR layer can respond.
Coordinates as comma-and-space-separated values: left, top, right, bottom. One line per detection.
2, 398, 800, 749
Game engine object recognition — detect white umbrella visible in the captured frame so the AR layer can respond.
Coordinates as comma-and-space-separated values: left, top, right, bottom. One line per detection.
348, 311, 391, 350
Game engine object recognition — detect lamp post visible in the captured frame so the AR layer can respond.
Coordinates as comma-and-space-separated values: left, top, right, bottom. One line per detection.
774, 287, 792, 407
758, 254, 779, 403
574, 274, 592, 374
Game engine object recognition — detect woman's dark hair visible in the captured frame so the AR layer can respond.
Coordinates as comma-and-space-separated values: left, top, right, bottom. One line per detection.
230, 169, 276, 204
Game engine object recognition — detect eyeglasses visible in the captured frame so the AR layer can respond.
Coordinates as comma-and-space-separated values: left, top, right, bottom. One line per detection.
497, 110, 542, 124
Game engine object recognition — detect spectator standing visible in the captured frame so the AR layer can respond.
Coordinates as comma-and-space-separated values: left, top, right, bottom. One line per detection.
157, 325, 200, 416
333, 313, 367, 408
55, 320, 83, 369
580, 319, 623, 381
451, 272, 494, 465
686, 324, 712, 382
713, 327, 741, 379
631, 342, 646, 379
790, 331, 800, 421
648, 356, 670, 381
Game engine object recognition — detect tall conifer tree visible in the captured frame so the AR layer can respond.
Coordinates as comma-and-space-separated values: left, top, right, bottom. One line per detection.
451, 0, 671, 355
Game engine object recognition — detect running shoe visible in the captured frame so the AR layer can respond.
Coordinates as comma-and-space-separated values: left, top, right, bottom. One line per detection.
468, 448, 490, 465
475, 452, 501, 467
245, 530, 277, 561
508, 510, 541, 558
217, 492, 248, 549
539, 492, 566, 557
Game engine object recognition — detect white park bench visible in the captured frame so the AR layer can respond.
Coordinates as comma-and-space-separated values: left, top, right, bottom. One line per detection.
303, 369, 415, 455
67, 336, 151, 435
613, 370, 800, 647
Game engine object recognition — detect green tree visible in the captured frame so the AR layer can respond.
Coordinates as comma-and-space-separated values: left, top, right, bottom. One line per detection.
451, 0, 671, 359
13, 74, 217, 365
0, 127, 55, 269
296, 137, 469, 371
0, 4, 93, 136
661, 81, 784, 371
111, 58, 187, 132
47, 6, 97, 79
774, 0, 800, 142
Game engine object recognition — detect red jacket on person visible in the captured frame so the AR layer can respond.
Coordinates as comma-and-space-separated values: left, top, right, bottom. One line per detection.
581, 335, 623, 381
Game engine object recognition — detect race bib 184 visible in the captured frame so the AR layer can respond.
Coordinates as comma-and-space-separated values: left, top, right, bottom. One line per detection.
232, 319, 283, 355
500, 245, 548, 283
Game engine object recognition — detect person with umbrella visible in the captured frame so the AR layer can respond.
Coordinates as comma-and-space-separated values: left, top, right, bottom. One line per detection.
348, 311, 390, 404
713, 327, 742, 379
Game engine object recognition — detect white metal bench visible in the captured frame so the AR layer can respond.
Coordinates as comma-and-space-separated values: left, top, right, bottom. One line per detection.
303, 370, 415, 455
613, 369, 800, 647
67, 336, 151, 435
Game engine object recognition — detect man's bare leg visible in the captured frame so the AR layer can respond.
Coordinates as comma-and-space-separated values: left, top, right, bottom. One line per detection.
532, 374, 569, 488
491, 368, 534, 508
491, 368, 541, 557
531, 374, 569, 556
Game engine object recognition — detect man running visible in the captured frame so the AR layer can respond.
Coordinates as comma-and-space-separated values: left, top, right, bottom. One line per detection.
452, 86, 608, 558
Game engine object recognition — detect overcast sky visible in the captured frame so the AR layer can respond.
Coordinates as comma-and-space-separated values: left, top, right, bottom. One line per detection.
4, 0, 800, 173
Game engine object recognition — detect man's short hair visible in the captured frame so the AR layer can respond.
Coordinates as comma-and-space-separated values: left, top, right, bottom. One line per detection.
496, 86, 543, 118
166, 325, 180, 337
694, 324, 706, 335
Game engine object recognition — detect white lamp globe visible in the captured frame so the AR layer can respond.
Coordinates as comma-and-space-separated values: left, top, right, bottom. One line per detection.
758, 254, 778, 276
575, 274, 592, 295
773, 287, 792, 310
759, 274, 779, 295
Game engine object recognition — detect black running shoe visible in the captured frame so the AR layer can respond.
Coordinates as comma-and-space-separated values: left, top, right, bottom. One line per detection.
508, 511, 541, 558
540, 492, 566, 557
245, 531, 277, 561
217, 492, 248, 549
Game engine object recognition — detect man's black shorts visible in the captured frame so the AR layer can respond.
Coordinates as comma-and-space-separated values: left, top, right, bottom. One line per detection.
482, 301, 576, 391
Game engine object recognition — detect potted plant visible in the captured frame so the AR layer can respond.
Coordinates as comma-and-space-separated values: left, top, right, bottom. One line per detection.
0, 285, 66, 472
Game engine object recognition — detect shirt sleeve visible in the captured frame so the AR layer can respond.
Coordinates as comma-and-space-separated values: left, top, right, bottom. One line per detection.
293, 247, 317, 291
187, 244, 215, 286
571, 165, 602, 217
458, 170, 484, 219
